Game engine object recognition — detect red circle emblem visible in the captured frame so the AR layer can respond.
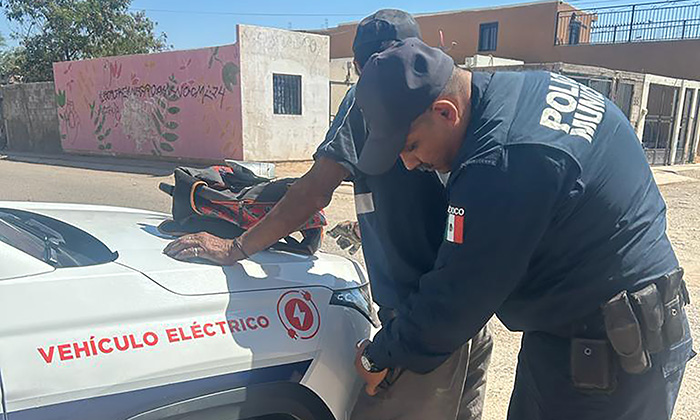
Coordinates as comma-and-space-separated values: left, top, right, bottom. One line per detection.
277, 290, 320, 340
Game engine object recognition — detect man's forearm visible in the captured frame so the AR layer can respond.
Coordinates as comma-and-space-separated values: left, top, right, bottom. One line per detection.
237, 158, 349, 256
238, 179, 328, 254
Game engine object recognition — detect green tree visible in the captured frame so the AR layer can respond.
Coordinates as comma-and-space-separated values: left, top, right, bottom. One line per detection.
0, 32, 22, 83
1, 0, 168, 82
0, 32, 8, 80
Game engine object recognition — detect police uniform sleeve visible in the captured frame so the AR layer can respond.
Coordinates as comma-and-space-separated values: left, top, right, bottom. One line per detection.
366, 146, 580, 373
313, 87, 364, 180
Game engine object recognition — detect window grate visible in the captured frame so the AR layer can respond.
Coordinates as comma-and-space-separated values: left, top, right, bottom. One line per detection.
273, 74, 302, 115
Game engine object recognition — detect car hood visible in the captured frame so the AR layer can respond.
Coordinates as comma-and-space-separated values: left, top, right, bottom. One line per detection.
0, 202, 367, 295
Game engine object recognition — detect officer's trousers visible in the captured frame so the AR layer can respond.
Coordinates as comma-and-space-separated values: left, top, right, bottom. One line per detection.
350, 326, 492, 420
507, 311, 694, 420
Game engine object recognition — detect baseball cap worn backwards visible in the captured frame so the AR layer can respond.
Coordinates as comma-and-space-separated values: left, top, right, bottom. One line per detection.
352, 9, 422, 56
355, 37, 454, 175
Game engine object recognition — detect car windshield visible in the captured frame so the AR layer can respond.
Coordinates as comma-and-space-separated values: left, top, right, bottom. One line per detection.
0, 208, 118, 268
0, 216, 47, 262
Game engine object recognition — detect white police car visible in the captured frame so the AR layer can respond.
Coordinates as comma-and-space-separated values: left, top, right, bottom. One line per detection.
0, 202, 375, 420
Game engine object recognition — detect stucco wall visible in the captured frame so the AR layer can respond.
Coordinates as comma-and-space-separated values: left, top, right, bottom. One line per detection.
238, 25, 329, 161
554, 39, 700, 81
329, 57, 357, 122
2, 82, 62, 153
53, 44, 243, 160
322, 1, 561, 65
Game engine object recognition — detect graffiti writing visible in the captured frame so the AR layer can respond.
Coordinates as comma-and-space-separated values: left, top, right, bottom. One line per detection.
53, 41, 243, 160
56, 90, 81, 144
104, 61, 123, 87
101, 102, 121, 121
99, 83, 226, 107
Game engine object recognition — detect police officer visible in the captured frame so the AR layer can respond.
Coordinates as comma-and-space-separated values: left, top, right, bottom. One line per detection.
164, 10, 492, 420
352, 38, 694, 420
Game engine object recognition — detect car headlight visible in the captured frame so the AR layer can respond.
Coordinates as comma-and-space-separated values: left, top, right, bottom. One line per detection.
330, 283, 380, 327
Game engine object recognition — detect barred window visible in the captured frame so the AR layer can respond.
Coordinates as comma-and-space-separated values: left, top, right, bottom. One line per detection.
273, 74, 302, 115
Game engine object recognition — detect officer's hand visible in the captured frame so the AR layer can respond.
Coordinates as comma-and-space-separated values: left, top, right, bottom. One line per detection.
328, 221, 362, 255
163, 232, 244, 265
354, 339, 388, 396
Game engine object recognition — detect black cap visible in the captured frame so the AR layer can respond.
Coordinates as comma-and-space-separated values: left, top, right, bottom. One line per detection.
355, 38, 454, 175
353, 10, 422, 57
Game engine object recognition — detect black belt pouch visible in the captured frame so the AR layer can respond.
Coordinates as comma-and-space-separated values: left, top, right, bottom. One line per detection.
571, 338, 616, 392
630, 283, 665, 354
660, 268, 686, 347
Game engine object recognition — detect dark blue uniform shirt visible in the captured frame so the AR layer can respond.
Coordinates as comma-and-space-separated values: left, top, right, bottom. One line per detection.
315, 86, 447, 310
368, 71, 679, 373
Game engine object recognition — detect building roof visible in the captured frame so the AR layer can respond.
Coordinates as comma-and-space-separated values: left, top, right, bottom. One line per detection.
414, 0, 560, 18
322, 0, 562, 30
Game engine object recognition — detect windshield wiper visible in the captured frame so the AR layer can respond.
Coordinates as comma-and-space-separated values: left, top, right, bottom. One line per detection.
0, 211, 66, 265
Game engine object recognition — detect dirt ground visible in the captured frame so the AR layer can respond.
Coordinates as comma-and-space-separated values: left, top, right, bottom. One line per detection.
657, 168, 700, 420
312, 163, 700, 420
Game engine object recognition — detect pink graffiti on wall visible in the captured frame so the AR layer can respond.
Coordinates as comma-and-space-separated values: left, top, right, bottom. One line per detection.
53, 44, 243, 160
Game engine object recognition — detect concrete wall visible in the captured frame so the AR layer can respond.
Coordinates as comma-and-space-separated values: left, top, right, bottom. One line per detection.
238, 25, 329, 161
553, 40, 700, 81
329, 57, 358, 122
0, 92, 6, 150
48, 24, 330, 162
53, 43, 243, 160
319, 1, 700, 81
2, 82, 62, 153
463, 54, 524, 68
480, 61, 648, 127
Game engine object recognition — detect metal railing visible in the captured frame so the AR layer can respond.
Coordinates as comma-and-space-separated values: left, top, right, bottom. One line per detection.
555, 0, 700, 46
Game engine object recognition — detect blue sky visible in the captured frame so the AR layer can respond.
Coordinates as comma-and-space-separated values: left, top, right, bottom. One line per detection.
0, 0, 634, 50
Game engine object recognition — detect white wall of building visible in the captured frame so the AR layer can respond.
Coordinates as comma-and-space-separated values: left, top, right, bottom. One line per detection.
329, 57, 358, 123
238, 25, 330, 161
462, 54, 524, 68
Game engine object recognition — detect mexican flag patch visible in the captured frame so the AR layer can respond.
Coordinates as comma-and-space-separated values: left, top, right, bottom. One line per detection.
446, 205, 465, 244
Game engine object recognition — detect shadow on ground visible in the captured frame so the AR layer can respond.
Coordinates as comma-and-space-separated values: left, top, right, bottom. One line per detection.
0, 151, 213, 177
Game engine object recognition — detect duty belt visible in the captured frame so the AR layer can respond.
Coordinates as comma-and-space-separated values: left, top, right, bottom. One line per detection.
546, 268, 690, 391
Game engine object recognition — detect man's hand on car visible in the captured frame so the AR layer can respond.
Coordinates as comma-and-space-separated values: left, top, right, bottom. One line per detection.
163, 232, 245, 265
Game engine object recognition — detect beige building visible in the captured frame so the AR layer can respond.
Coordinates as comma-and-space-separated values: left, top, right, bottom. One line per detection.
316, 1, 700, 81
